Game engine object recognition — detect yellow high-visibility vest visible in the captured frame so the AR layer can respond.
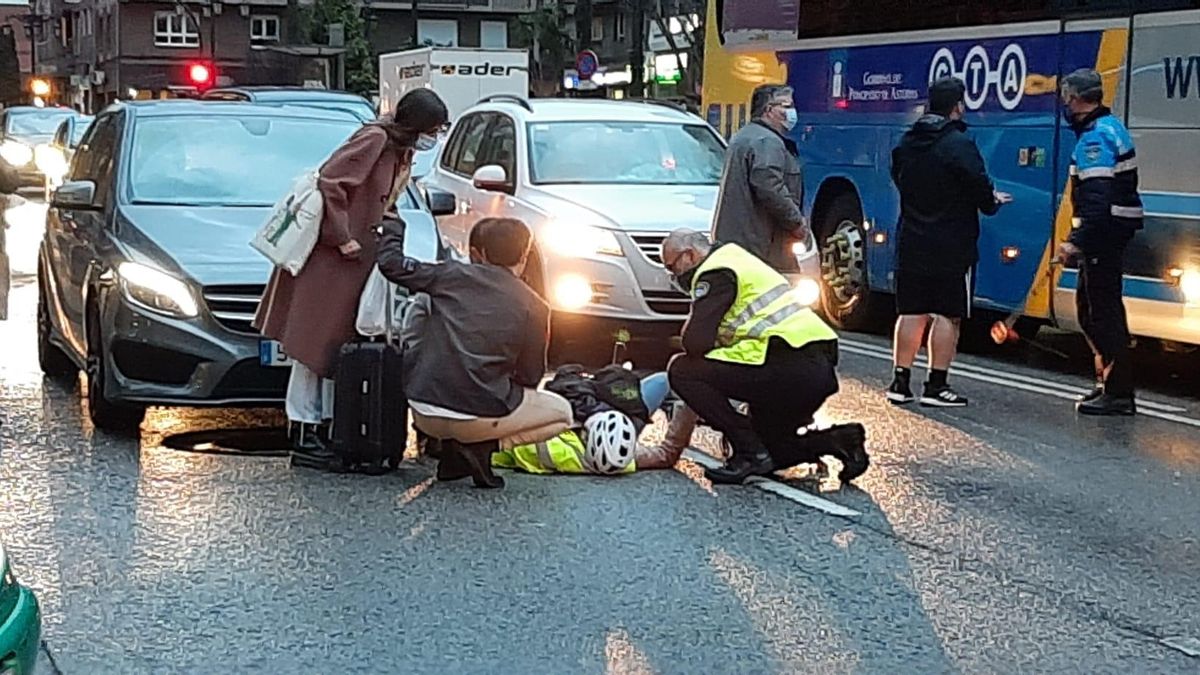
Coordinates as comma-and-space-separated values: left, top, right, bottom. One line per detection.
692, 243, 837, 365
494, 430, 637, 475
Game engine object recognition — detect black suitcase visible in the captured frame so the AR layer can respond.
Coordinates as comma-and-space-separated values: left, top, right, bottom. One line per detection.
330, 281, 408, 474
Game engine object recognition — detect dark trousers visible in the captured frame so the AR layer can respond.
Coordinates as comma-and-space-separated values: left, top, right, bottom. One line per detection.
668, 339, 839, 464
1076, 251, 1133, 396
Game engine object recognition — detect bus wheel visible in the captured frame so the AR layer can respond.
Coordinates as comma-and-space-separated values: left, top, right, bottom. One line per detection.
817, 193, 879, 331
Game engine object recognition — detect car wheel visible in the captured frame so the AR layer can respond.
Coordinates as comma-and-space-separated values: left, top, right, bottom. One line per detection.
37, 265, 78, 378
85, 304, 145, 434
816, 191, 886, 331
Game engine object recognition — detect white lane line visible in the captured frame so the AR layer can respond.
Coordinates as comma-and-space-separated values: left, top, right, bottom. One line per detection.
840, 343, 1200, 429
841, 338, 1189, 414
683, 450, 862, 518
1159, 636, 1200, 658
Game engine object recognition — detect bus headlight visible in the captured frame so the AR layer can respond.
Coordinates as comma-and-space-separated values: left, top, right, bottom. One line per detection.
1179, 269, 1200, 306
0, 139, 33, 167
794, 277, 821, 306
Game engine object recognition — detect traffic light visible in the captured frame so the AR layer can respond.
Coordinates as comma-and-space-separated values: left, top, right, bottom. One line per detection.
187, 61, 214, 90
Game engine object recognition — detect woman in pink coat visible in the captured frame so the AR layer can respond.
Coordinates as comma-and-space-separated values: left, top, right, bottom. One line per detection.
254, 89, 449, 467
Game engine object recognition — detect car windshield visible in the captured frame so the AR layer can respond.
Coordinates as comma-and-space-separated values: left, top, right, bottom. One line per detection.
528, 121, 725, 185
70, 117, 94, 145
126, 115, 358, 206
7, 110, 77, 138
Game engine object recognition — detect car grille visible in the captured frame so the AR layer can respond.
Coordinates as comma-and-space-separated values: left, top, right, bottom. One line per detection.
203, 285, 264, 334
642, 289, 691, 316
630, 233, 666, 265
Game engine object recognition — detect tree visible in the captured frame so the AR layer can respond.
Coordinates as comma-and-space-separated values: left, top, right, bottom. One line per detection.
511, 4, 575, 95
294, 0, 376, 95
646, 0, 704, 98
0, 27, 20, 106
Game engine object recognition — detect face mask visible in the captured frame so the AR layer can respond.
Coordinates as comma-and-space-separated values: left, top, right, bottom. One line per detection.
414, 134, 439, 151
782, 108, 799, 131
670, 266, 698, 294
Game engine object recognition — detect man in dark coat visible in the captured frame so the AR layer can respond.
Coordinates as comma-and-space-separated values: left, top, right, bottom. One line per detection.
888, 77, 1011, 408
710, 84, 810, 271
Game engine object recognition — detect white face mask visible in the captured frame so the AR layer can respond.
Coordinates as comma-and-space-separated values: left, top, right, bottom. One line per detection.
782, 108, 799, 131
414, 134, 439, 151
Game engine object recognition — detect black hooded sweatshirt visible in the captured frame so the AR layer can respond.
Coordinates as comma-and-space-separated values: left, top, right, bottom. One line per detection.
891, 114, 1000, 276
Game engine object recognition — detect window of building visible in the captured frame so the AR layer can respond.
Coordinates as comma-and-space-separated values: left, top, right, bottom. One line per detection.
251, 15, 280, 42
154, 12, 199, 48
480, 20, 507, 48
615, 12, 627, 40
417, 19, 458, 47
591, 16, 604, 41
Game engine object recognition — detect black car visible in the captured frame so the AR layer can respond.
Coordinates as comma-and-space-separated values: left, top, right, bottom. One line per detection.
201, 87, 376, 123
38, 100, 449, 432
0, 106, 80, 186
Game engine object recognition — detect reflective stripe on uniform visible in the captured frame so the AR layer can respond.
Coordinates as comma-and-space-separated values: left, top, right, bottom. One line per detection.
1111, 204, 1144, 218
1114, 158, 1137, 173
535, 441, 556, 471
1077, 166, 1115, 180
747, 300, 806, 338
722, 282, 791, 336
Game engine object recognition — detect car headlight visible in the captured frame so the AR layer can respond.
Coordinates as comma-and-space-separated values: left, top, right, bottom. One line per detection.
552, 273, 594, 310
793, 277, 821, 306
0, 139, 33, 167
117, 262, 199, 318
540, 223, 624, 258
34, 144, 68, 182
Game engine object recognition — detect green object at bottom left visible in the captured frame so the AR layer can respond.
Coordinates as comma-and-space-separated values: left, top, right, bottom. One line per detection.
0, 542, 42, 675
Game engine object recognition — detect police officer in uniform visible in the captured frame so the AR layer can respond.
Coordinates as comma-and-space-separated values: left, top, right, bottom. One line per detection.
661, 229, 868, 485
1059, 69, 1143, 416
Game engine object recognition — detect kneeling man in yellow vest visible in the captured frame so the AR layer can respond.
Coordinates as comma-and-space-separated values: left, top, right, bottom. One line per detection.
660, 229, 870, 485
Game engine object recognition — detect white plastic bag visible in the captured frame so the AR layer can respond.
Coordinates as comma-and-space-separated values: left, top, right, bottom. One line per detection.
250, 170, 324, 276
355, 266, 391, 337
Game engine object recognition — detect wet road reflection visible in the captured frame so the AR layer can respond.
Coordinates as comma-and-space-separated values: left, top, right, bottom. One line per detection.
1, 199, 1198, 671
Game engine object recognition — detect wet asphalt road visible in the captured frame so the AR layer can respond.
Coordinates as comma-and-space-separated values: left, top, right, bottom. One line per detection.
2, 201, 1199, 674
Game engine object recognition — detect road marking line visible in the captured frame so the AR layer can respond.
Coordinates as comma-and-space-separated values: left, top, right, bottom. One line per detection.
683, 450, 862, 517
842, 338, 1188, 413
840, 343, 1200, 429
1160, 636, 1200, 658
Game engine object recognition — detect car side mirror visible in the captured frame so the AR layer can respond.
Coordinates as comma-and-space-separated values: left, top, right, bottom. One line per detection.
52, 180, 97, 209
426, 188, 456, 217
472, 164, 511, 193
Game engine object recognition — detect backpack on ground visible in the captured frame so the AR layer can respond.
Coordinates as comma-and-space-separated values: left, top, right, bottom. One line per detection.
250, 171, 323, 276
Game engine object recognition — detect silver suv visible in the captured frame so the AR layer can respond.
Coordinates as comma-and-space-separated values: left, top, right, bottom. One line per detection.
423, 96, 820, 358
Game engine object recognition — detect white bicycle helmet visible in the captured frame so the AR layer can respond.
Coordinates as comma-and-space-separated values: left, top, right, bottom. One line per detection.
583, 410, 637, 475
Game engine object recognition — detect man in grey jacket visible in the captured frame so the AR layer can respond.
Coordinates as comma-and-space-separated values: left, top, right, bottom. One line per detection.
711, 84, 810, 271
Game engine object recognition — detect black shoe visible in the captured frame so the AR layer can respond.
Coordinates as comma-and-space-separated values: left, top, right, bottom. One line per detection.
1077, 393, 1136, 416
289, 424, 344, 471
920, 384, 968, 408
886, 375, 914, 405
1078, 385, 1105, 403
435, 440, 472, 482
816, 423, 869, 483
704, 451, 775, 485
455, 440, 505, 489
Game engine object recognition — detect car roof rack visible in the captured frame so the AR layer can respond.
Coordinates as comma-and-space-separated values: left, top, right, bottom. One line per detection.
476, 94, 533, 112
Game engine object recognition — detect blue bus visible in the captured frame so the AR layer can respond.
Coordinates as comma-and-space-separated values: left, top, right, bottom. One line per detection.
701, 0, 1200, 348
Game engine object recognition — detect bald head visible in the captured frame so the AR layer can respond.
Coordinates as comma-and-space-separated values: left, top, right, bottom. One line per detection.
662, 228, 712, 278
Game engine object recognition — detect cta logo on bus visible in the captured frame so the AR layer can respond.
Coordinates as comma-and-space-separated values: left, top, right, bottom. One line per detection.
929, 44, 1027, 111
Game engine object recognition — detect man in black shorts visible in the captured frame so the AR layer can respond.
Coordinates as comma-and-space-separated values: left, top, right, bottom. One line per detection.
888, 77, 1011, 407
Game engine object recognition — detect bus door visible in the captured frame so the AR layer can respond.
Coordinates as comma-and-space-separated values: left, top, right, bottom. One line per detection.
964, 30, 1065, 315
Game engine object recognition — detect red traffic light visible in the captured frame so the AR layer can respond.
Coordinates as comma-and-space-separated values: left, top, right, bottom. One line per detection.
188, 62, 213, 87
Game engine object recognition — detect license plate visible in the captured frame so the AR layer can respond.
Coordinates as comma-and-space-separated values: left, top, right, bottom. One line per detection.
259, 340, 291, 367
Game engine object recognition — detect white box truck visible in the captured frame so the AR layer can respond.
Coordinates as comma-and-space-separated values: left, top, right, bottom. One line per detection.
378, 48, 530, 120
